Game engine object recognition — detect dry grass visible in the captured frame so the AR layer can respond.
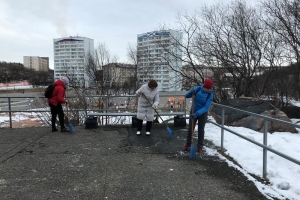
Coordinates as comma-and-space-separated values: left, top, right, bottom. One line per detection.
0, 113, 45, 128
5, 119, 43, 128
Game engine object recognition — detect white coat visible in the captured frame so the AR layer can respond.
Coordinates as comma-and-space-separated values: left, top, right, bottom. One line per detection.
136, 84, 159, 121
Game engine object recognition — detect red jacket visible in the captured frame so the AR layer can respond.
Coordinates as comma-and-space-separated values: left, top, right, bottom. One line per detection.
47, 79, 67, 106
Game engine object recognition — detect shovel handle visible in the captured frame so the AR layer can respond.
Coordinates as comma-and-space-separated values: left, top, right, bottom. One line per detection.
191, 94, 195, 143
141, 93, 168, 126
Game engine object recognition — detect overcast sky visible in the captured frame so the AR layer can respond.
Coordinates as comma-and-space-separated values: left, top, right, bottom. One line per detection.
0, 0, 259, 69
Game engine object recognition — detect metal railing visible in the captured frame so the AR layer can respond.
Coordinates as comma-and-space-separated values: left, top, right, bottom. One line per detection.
211, 102, 300, 178
0, 94, 187, 128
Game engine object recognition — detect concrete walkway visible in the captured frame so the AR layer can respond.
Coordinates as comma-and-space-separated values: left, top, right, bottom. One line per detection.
0, 124, 269, 200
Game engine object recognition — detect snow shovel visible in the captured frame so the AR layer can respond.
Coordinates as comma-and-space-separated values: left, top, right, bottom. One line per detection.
65, 102, 74, 133
189, 93, 196, 160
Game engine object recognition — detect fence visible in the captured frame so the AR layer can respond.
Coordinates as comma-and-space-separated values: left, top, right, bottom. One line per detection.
0, 94, 187, 127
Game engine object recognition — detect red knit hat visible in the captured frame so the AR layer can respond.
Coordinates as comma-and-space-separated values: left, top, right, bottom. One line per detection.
203, 78, 213, 89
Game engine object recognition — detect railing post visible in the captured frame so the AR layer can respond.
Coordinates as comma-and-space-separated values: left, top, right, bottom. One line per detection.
8, 97, 12, 128
105, 96, 108, 125
221, 108, 225, 150
263, 119, 268, 179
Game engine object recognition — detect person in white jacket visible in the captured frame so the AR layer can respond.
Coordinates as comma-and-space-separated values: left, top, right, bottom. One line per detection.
135, 80, 160, 135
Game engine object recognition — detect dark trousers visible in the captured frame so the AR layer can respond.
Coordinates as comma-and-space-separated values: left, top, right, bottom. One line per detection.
49, 103, 65, 130
137, 119, 153, 132
186, 112, 208, 148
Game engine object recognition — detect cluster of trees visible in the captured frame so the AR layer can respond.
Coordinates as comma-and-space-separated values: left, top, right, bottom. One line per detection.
150, 0, 300, 106
0, 62, 54, 86
78, 0, 300, 109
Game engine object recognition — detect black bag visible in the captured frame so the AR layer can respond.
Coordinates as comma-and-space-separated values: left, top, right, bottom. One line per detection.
132, 116, 138, 128
174, 115, 186, 127
85, 116, 98, 129
44, 84, 55, 98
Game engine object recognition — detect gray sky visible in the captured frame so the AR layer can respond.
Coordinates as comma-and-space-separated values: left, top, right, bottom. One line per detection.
0, 0, 259, 69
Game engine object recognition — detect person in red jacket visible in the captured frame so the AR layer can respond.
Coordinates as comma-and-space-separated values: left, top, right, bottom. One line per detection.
47, 76, 69, 132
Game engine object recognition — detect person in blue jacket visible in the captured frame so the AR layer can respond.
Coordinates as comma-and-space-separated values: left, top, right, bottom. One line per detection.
183, 78, 214, 153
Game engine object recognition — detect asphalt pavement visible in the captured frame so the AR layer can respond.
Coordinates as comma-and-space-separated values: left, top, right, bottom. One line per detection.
0, 124, 269, 200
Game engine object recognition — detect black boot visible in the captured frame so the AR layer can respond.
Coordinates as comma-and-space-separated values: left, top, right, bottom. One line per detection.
52, 128, 58, 132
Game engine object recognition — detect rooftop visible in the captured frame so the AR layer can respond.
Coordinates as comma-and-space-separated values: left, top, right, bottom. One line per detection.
0, 124, 267, 200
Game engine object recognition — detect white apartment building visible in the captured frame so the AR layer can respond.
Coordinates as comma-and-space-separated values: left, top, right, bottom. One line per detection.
23, 56, 49, 71
137, 30, 182, 91
53, 36, 94, 87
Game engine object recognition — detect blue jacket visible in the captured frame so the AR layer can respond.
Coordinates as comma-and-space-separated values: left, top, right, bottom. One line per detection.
185, 85, 214, 116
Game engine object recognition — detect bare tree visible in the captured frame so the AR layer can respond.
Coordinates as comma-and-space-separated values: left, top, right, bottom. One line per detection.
85, 43, 118, 94
158, 13, 208, 86
127, 43, 140, 91
192, 1, 281, 99
147, 19, 208, 93
82, 42, 120, 121
153, 1, 286, 102
127, 43, 141, 108
261, 0, 300, 100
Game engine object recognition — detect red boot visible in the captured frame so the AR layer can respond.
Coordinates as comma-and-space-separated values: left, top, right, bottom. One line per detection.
197, 147, 204, 153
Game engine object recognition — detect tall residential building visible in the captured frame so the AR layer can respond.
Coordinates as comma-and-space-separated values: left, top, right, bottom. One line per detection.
23, 56, 49, 71
137, 30, 182, 91
53, 36, 94, 87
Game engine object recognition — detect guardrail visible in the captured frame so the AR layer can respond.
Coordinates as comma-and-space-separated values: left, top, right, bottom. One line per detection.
211, 102, 300, 178
0, 94, 187, 127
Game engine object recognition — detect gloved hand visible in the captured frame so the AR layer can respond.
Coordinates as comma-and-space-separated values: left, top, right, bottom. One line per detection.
190, 112, 198, 119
